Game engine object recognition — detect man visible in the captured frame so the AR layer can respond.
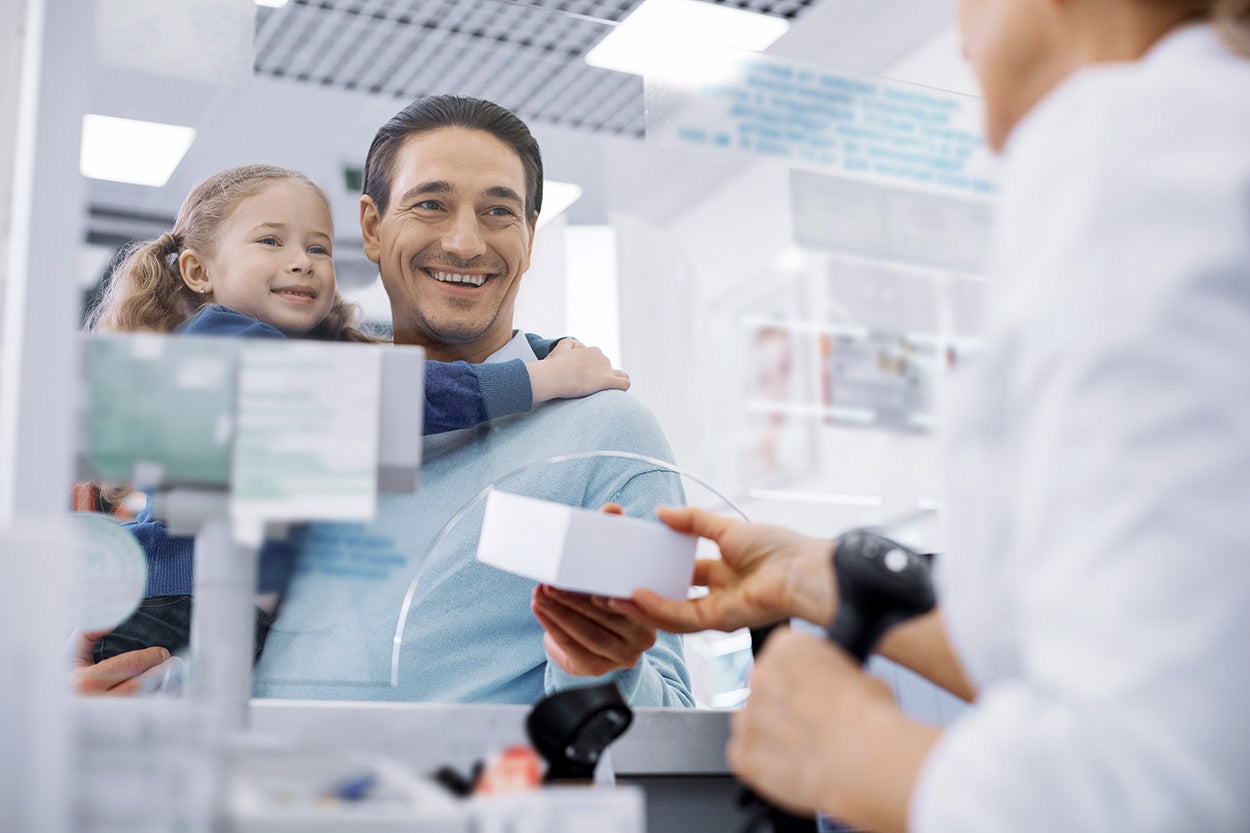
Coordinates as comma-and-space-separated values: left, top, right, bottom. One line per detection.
247, 96, 693, 706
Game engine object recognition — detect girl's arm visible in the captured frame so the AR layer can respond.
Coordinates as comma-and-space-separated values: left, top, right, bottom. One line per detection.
424, 341, 629, 435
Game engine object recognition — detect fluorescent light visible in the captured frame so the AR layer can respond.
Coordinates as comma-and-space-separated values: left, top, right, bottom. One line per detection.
586, 0, 788, 80
535, 180, 583, 231
255, 0, 289, 7
80, 115, 196, 187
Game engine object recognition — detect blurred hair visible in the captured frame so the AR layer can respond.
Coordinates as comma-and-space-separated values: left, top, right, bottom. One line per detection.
1214, 0, 1250, 55
1149, 0, 1250, 55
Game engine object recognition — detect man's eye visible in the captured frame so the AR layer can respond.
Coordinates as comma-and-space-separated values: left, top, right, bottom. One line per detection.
486, 206, 516, 218
414, 200, 442, 211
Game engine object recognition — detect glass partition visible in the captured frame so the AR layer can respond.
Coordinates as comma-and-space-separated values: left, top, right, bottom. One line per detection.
74, 0, 993, 720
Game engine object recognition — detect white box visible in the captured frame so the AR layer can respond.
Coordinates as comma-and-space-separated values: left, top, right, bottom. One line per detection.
476, 491, 697, 600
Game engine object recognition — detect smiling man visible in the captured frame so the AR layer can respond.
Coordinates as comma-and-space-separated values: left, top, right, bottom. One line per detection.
363, 125, 534, 363
250, 96, 694, 707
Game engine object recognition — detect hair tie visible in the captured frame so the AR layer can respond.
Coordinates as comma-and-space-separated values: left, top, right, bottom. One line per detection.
158, 232, 180, 252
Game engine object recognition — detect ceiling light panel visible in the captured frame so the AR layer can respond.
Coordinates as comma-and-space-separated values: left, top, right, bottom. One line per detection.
252, 0, 817, 139
80, 115, 197, 187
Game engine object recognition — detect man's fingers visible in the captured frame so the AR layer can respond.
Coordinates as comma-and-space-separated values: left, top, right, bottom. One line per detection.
73, 646, 170, 694
534, 587, 653, 657
534, 604, 619, 676
599, 503, 624, 515
106, 655, 184, 697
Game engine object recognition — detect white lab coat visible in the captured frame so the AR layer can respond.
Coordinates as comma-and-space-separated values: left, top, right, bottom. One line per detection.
912, 26, 1250, 832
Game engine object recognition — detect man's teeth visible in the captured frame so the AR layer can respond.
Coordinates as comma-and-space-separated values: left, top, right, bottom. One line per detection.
430, 270, 485, 287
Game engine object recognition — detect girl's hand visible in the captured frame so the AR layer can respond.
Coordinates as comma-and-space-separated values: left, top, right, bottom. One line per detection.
527, 339, 629, 404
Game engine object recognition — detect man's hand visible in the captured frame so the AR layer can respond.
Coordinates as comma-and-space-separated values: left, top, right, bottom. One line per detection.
527, 339, 630, 404
607, 506, 837, 634
532, 584, 657, 676
729, 628, 936, 831
70, 631, 176, 696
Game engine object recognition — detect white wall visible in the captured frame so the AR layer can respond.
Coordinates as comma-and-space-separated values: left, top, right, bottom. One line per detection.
612, 156, 963, 541
1, 0, 28, 355
511, 212, 568, 342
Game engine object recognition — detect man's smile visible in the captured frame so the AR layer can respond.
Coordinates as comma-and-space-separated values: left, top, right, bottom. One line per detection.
423, 267, 488, 288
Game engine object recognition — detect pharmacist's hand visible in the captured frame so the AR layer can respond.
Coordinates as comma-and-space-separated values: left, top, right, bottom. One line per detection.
730, 627, 906, 820
607, 506, 837, 634
69, 630, 174, 696
533, 585, 658, 676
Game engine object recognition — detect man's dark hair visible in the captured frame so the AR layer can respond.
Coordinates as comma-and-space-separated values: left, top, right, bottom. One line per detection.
362, 95, 544, 221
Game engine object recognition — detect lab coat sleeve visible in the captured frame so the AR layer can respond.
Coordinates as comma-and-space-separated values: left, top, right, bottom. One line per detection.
911, 88, 1250, 831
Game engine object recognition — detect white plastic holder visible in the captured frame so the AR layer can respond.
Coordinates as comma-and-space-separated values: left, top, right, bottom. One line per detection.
472, 785, 645, 833
191, 515, 260, 733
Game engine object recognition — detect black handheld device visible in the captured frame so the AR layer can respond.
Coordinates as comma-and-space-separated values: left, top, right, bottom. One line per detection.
826, 529, 936, 661
526, 681, 633, 782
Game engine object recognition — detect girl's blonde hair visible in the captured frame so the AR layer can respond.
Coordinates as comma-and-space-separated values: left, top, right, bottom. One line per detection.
85, 164, 374, 343
85, 165, 377, 507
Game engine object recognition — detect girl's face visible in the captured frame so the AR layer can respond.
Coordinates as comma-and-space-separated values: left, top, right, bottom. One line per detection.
198, 180, 337, 336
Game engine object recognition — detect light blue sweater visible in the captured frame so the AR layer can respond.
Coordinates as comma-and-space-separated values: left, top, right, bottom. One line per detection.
253, 332, 694, 707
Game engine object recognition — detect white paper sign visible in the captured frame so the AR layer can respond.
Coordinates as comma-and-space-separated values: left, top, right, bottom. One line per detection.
476, 491, 697, 600
230, 341, 382, 542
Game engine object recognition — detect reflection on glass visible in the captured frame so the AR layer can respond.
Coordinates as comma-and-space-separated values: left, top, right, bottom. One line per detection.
77, 0, 993, 716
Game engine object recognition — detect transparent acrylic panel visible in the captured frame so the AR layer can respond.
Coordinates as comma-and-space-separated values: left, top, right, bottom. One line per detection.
253, 438, 756, 707
76, 0, 994, 723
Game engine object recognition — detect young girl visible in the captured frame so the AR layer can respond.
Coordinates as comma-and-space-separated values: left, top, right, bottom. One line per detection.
84, 163, 627, 662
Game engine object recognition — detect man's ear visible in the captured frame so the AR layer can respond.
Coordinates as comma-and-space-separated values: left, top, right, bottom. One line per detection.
526, 211, 538, 258
360, 194, 383, 264
178, 250, 210, 294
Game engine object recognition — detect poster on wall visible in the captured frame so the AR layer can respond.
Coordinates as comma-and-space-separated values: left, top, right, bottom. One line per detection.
739, 323, 817, 490
820, 331, 936, 433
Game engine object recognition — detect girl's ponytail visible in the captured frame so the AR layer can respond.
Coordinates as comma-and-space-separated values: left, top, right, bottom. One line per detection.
85, 231, 198, 333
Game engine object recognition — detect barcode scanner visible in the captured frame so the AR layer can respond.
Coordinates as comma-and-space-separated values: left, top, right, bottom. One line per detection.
826, 529, 936, 662
741, 529, 937, 833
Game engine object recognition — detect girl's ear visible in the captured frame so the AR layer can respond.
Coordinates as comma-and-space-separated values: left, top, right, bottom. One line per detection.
178, 250, 211, 295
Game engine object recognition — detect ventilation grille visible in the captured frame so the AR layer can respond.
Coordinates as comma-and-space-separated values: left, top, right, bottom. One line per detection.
253, 0, 818, 138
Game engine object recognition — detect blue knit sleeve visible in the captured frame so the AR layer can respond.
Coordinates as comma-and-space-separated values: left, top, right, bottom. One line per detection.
179, 305, 286, 339
423, 358, 533, 434
525, 332, 568, 359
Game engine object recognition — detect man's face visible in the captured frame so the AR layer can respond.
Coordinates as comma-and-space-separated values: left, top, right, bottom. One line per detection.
361, 127, 536, 361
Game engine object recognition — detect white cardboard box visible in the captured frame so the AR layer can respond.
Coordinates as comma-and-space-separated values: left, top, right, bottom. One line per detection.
475, 491, 697, 600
